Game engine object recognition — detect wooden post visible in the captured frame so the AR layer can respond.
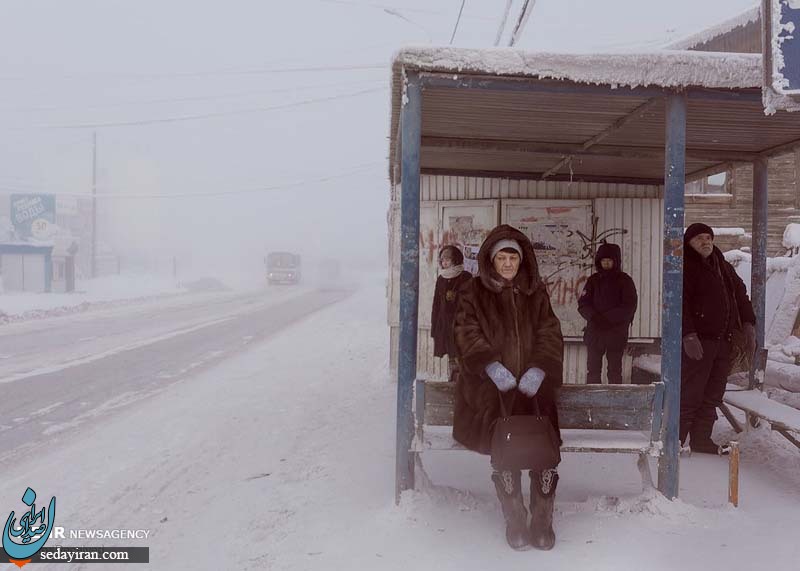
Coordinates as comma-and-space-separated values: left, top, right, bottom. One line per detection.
750, 157, 768, 389
728, 441, 740, 507
395, 71, 422, 503
658, 92, 687, 500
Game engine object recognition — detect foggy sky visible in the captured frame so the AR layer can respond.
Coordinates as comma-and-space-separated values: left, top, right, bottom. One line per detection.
0, 0, 757, 281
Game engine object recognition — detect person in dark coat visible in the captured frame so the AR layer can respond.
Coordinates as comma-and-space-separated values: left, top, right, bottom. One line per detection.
681, 223, 756, 454
430, 245, 472, 382
578, 242, 638, 384
453, 224, 564, 551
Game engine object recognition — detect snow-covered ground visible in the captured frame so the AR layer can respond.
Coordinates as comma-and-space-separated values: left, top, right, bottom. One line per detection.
0, 274, 188, 322
2, 276, 798, 570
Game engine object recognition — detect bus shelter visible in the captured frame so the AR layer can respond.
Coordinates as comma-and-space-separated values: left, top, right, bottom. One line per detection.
389, 48, 800, 501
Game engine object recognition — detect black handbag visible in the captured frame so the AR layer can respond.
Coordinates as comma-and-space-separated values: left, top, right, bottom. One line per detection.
490, 390, 561, 472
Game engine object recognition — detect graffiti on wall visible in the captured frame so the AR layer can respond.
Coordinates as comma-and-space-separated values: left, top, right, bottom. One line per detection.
508, 205, 629, 337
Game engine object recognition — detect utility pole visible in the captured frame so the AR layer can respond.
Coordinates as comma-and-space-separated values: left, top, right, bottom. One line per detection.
91, 131, 97, 279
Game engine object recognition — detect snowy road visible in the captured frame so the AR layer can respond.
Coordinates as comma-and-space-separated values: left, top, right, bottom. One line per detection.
1, 278, 798, 571
0, 285, 352, 464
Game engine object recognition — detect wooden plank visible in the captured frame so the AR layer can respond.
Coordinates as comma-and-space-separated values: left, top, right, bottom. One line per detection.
723, 387, 800, 434
421, 382, 658, 430
413, 425, 654, 454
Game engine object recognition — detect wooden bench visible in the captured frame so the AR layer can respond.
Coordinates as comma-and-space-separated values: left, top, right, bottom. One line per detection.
722, 384, 800, 450
412, 379, 666, 490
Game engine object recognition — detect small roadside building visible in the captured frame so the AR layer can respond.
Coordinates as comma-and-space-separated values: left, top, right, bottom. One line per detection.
387, 47, 800, 499
0, 242, 53, 293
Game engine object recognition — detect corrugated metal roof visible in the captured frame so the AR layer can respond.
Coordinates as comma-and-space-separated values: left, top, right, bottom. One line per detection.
388, 47, 800, 186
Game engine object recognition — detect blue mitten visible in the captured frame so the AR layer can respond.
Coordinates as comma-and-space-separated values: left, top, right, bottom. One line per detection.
518, 367, 545, 397
485, 361, 517, 392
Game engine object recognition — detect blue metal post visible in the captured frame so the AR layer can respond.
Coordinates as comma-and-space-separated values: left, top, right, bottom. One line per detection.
396, 71, 422, 503
750, 157, 768, 388
658, 92, 686, 500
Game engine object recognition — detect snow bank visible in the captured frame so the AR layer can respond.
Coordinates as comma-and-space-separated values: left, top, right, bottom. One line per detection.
0, 274, 187, 323
782, 223, 800, 250
713, 227, 746, 236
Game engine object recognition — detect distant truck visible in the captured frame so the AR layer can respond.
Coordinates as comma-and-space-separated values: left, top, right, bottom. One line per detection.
265, 251, 301, 285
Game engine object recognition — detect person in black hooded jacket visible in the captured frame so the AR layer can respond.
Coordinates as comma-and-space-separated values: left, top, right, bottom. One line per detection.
578, 242, 638, 384
681, 223, 756, 454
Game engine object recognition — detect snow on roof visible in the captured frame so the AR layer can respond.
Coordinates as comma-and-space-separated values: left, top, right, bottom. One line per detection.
393, 47, 762, 90
665, 4, 760, 51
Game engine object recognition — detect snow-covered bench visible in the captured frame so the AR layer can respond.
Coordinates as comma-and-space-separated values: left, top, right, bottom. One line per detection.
723, 384, 800, 449
412, 379, 665, 490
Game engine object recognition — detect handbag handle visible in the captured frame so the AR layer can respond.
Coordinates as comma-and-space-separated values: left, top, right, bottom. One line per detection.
498, 388, 542, 419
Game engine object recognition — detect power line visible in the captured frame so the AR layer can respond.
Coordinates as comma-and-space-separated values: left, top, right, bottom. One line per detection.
44, 86, 387, 129
1, 78, 385, 114
0, 63, 386, 83
0, 162, 384, 199
316, 0, 495, 20
449, 1, 467, 45
509, 0, 536, 47
495, 0, 513, 46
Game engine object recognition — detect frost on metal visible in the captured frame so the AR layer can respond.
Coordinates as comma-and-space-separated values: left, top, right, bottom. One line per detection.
665, 4, 761, 51
764, 0, 800, 114
393, 47, 761, 90
401, 68, 409, 107
771, 0, 796, 93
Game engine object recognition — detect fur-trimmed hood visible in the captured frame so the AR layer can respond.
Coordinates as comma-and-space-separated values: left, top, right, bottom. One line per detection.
477, 224, 542, 294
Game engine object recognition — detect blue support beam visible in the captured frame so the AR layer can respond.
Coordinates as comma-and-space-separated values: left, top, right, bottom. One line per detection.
658, 92, 687, 500
395, 71, 422, 503
750, 157, 769, 388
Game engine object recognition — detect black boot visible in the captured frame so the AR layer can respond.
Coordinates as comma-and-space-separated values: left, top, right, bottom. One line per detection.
690, 420, 729, 455
491, 470, 530, 551
529, 469, 558, 551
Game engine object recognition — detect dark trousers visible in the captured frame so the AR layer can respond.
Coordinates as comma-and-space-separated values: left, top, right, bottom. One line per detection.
680, 338, 731, 445
586, 337, 625, 384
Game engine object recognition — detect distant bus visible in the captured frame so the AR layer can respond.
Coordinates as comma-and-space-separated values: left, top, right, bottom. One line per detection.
265, 251, 301, 285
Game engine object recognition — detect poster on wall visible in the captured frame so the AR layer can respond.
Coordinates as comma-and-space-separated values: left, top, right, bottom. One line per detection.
503, 200, 594, 338
440, 202, 498, 280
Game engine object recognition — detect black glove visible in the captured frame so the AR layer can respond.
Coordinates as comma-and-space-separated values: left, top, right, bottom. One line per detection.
683, 333, 704, 361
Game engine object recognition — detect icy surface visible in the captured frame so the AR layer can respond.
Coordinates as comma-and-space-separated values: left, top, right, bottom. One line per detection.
394, 47, 761, 90
666, 4, 760, 51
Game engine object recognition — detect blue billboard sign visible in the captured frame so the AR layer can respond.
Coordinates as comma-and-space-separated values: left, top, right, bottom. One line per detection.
10, 194, 56, 241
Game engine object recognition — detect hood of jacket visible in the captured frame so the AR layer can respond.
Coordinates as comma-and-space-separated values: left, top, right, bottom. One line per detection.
595, 242, 622, 272
477, 224, 542, 294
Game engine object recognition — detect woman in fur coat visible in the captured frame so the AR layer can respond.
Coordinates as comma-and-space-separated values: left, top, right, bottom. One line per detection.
453, 224, 564, 551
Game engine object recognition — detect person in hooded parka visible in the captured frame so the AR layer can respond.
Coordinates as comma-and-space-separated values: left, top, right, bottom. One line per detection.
430, 245, 472, 382
453, 224, 564, 552
577, 242, 638, 384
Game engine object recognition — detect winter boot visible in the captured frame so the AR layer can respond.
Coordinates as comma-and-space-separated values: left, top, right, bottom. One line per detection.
690, 420, 729, 455
491, 470, 530, 551
529, 469, 559, 550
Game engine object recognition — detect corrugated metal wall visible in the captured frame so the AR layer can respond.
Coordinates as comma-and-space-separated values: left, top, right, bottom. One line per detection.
389, 175, 664, 384
419, 176, 661, 201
